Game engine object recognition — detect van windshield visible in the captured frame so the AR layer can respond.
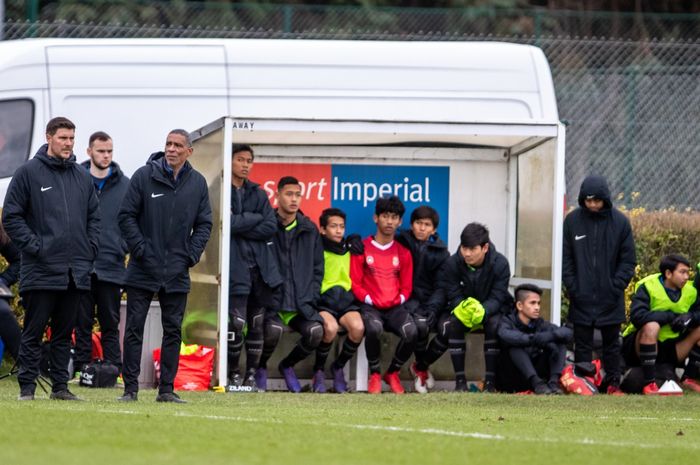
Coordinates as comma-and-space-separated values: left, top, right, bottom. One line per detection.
0, 99, 33, 178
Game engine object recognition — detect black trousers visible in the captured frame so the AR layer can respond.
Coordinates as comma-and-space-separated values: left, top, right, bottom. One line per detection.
122, 286, 187, 394
74, 274, 122, 370
18, 279, 86, 394
0, 297, 21, 360
574, 323, 622, 384
259, 312, 323, 369
361, 304, 417, 374
497, 343, 567, 392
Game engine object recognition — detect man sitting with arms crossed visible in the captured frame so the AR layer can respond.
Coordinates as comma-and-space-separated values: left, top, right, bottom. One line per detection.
396, 205, 450, 394
311, 208, 365, 393
622, 254, 700, 394
497, 284, 572, 394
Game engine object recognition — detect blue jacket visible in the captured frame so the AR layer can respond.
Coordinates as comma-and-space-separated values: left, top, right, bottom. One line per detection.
118, 152, 212, 293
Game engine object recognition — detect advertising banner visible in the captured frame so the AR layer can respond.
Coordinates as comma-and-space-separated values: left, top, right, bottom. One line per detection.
255, 162, 450, 239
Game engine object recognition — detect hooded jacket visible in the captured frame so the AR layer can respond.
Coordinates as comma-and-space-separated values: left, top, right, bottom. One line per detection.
118, 152, 212, 293
498, 309, 572, 355
562, 175, 636, 326
81, 160, 130, 285
274, 211, 324, 323
441, 241, 513, 318
397, 229, 450, 316
2, 144, 100, 292
229, 180, 282, 294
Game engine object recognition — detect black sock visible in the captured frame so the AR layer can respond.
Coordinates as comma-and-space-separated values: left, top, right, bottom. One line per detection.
484, 339, 500, 384
449, 338, 466, 380
332, 338, 360, 370
639, 343, 657, 384
417, 335, 447, 371
684, 347, 700, 380
282, 339, 315, 368
245, 338, 263, 373
227, 336, 244, 377
314, 341, 332, 372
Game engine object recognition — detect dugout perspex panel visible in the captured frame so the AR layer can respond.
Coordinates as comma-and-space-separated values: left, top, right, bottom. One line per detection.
190, 116, 565, 389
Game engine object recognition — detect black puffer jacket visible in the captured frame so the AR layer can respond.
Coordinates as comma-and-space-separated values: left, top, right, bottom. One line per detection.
2, 145, 100, 292
498, 309, 572, 355
563, 175, 636, 326
441, 242, 513, 317
230, 180, 282, 294
81, 160, 130, 285
397, 229, 450, 315
119, 152, 212, 293
274, 212, 324, 323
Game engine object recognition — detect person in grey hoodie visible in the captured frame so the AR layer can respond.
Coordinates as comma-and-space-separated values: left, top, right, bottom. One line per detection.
562, 174, 636, 394
2, 117, 100, 401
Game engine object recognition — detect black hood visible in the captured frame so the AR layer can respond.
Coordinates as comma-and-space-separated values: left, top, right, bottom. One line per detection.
35, 144, 76, 169
577, 175, 613, 211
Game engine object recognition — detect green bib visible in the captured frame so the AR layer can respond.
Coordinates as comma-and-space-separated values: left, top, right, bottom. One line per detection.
321, 250, 352, 294
622, 273, 697, 341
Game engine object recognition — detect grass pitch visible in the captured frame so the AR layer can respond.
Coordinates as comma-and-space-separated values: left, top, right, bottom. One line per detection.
0, 377, 698, 465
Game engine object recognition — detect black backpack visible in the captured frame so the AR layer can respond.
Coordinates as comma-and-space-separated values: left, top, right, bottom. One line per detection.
80, 360, 119, 388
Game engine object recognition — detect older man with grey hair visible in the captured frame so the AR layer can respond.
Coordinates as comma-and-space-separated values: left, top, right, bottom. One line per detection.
118, 129, 212, 403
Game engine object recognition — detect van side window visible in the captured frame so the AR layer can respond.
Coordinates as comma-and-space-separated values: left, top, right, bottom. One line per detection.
0, 99, 34, 178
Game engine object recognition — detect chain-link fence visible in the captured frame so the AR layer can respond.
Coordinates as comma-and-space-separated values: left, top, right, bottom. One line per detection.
3, 2, 700, 209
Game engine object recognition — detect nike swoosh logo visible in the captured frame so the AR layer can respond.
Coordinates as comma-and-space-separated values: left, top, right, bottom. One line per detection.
575, 235, 586, 241
41, 186, 52, 192
151, 193, 165, 198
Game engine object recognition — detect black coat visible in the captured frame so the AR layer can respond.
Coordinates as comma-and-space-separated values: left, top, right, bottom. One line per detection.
397, 229, 450, 315
0, 239, 20, 286
2, 145, 100, 292
81, 160, 130, 286
229, 180, 282, 294
563, 175, 636, 326
441, 242, 513, 317
274, 212, 324, 323
118, 152, 212, 293
498, 310, 572, 356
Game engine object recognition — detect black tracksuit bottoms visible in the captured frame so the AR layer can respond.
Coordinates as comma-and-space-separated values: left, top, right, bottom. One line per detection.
74, 274, 122, 370
122, 286, 187, 394
0, 297, 21, 360
18, 279, 86, 394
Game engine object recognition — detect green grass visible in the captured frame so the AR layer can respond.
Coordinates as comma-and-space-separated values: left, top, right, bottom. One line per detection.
0, 377, 698, 465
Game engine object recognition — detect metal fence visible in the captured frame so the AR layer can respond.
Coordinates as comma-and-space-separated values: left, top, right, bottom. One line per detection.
3, 2, 700, 209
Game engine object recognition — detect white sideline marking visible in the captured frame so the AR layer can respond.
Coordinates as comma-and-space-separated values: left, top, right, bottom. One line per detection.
10, 404, 700, 450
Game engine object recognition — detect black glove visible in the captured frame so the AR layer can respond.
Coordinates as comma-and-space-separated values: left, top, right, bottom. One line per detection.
553, 326, 573, 343
670, 313, 693, 333
346, 234, 364, 255
532, 331, 555, 347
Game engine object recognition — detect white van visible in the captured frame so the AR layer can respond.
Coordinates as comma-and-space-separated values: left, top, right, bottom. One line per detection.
0, 38, 558, 199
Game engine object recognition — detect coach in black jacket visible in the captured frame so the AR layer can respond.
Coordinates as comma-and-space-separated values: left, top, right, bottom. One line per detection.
414, 223, 513, 392
497, 284, 572, 394
563, 174, 636, 392
2, 117, 100, 401
74, 132, 130, 374
118, 129, 212, 403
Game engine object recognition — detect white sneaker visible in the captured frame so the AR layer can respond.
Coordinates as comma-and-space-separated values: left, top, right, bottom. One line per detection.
410, 362, 428, 394
425, 370, 436, 390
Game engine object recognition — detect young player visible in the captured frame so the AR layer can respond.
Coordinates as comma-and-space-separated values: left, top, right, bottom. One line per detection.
351, 196, 416, 394
396, 206, 450, 393
311, 208, 365, 393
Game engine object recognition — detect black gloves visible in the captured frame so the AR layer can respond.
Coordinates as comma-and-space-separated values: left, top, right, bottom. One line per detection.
346, 234, 364, 255
553, 326, 573, 343
670, 313, 693, 333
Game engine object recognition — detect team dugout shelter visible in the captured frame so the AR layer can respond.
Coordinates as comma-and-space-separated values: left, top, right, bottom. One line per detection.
181, 42, 566, 389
